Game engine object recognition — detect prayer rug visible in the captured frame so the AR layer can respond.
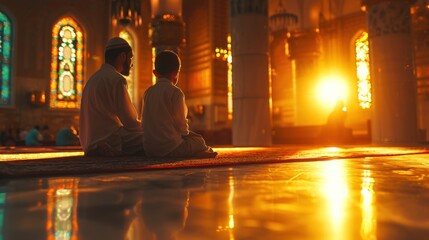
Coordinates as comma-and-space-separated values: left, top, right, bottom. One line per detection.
0, 146, 428, 178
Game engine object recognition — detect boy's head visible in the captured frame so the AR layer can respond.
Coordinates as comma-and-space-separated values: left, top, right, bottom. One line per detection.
154, 50, 181, 83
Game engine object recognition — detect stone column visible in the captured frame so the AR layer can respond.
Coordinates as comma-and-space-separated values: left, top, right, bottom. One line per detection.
287, 30, 321, 125
150, 0, 184, 54
362, 0, 419, 144
230, 0, 272, 146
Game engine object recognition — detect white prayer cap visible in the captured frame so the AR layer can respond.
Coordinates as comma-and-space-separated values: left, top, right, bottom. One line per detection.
105, 37, 130, 51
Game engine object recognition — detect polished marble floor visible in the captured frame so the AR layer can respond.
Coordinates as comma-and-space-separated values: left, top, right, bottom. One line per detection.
1, 147, 429, 240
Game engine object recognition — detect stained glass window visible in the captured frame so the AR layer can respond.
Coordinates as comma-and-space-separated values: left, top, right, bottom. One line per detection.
119, 30, 136, 104
0, 11, 12, 106
355, 32, 371, 109
50, 17, 84, 109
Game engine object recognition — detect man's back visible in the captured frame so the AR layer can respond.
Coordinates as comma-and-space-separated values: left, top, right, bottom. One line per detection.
79, 64, 140, 152
79, 37, 144, 157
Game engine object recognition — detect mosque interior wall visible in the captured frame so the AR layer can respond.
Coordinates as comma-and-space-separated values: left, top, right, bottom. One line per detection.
1, 0, 429, 144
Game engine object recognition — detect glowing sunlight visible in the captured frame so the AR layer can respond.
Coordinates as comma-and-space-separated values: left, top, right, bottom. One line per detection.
316, 75, 348, 110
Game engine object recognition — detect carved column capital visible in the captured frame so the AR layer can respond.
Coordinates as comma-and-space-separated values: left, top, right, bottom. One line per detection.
361, 0, 415, 11
230, 0, 268, 17
364, 0, 414, 37
286, 30, 320, 60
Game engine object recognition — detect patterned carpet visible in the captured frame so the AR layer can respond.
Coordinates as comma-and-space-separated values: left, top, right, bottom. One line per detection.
0, 146, 428, 178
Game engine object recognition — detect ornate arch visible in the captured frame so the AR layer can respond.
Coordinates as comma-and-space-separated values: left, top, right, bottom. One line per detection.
50, 17, 84, 109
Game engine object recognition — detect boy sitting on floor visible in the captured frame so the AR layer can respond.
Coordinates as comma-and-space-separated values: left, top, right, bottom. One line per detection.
142, 50, 217, 158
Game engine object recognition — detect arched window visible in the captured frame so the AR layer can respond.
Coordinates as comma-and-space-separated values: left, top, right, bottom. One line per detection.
355, 32, 371, 109
119, 30, 136, 104
0, 10, 13, 106
50, 17, 84, 109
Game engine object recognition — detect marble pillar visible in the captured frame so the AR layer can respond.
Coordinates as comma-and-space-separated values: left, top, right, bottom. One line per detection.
362, 0, 419, 144
230, 0, 272, 146
287, 30, 321, 125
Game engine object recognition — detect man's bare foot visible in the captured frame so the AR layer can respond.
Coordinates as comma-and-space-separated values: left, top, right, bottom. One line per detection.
97, 142, 120, 157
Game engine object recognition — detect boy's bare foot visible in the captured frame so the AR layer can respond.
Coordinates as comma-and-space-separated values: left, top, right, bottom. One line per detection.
194, 147, 218, 158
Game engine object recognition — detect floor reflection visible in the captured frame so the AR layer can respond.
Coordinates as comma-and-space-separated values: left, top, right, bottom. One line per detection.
138, 172, 199, 239
0, 152, 428, 240
320, 160, 349, 239
76, 172, 207, 240
360, 166, 376, 240
47, 178, 79, 240
215, 169, 235, 240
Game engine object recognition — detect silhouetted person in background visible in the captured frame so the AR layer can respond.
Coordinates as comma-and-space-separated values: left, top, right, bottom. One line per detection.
56, 127, 80, 146
323, 100, 348, 144
2, 127, 17, 147
19, 127, 29, 143
327, 100, 346, 128
25, 125, 43, 146
41, 125, 54, 145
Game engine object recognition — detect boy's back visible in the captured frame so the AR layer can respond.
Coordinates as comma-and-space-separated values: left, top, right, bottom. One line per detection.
142, 50, 217, 158
142, 78, 189, 157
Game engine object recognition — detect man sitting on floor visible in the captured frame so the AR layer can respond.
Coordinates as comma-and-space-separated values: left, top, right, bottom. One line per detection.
25, 125, 43, 146
56, 127, 80, 146
79, 37, 144, 156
